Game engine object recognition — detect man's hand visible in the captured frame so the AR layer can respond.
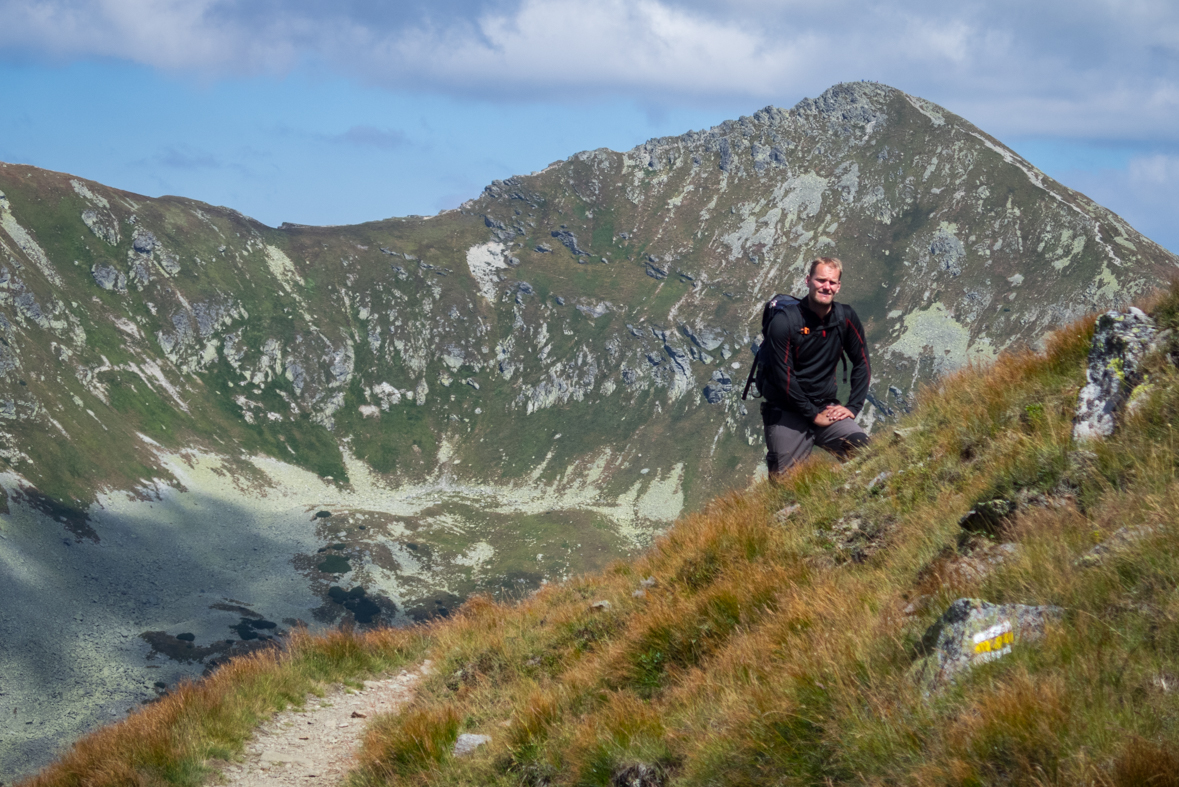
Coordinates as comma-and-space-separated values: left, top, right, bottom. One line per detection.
813, 404, 855, 427
826, 404, 855, 421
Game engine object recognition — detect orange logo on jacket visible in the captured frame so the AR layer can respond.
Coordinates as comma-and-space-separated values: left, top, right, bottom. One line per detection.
800, 327, 810, 335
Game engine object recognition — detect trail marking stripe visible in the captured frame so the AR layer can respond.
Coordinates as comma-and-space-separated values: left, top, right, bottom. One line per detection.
972, 620, 1014, 655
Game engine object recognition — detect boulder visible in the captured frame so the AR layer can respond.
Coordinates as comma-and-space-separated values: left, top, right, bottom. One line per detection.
132, 229, 157, 254
551, 229, 588, 256
911, 598, 1062, 692
1073, 308, 1157, 442
90, 264, 127, 293
702, 369, 733, 403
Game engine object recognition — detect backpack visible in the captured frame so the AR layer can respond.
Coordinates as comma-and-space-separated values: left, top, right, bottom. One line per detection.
740, 294, 848, 401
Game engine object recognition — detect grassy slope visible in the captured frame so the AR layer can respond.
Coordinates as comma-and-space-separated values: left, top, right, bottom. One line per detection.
24, 286, 1179, 787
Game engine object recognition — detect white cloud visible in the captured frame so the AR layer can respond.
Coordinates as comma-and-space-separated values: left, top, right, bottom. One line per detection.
1, 0, 1178, 143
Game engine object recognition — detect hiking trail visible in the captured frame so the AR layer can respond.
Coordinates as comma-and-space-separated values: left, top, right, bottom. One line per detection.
210, 660, 431, 786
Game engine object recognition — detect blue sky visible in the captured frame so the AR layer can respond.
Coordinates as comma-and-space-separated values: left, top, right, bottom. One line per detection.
1, 0, 1177, 252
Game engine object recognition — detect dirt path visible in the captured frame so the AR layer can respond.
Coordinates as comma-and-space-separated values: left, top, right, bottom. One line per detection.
213, 660, 431, 786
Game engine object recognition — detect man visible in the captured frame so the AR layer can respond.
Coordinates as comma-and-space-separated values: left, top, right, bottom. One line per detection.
759, 257, 871, 476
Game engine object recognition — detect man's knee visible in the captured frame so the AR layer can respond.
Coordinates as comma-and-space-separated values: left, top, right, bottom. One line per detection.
831, 430, 870, 459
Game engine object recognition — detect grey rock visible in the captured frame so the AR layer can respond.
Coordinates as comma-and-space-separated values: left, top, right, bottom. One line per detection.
716, 137, 733, 171
681, 323, 726, 352
506, 256, 521, 267
1076, 525, 1158, 567
664, 345, 691, 375
81, 209, 120, 246
551, 229, 589, 256
959, 499, 1016, 533
1074, 308, 1157, 442
929, 227, 965, 277
535, 243, 552, 253
591, 600, 611, 610
517, 282, 534, 295
703, 369, 733, 403
483, 215, 505, 230
621, 368, 638, 385
618, 232, 629, 240
645, 262, 667, 280
867, 471, 891, 492
90, 264, 126, 293
645, 353, 662, 367
911, 598, 1062, 692
575, 301, 611, 319
453, 733, 490, 757
157, 252, 181, 276
132, 230, 157, 255
554, 296, 565, 305
702, 384, 725, 404
128, 261, 151, 289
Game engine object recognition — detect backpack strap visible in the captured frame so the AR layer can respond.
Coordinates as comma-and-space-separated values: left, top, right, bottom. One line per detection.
833, 303, 851, 384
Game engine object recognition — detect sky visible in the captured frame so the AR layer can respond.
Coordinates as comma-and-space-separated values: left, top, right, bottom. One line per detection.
0, 0, 1177, 252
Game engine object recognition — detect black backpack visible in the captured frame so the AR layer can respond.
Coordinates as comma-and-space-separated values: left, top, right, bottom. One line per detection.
741, 294, 848, 401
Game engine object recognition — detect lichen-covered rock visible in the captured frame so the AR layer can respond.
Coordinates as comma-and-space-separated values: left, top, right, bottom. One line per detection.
90, 264, 126, 293
1074, 308, 1157, 442
132, 230, 157, 255
81, 209, 120, 246
911, 598, 1062, 692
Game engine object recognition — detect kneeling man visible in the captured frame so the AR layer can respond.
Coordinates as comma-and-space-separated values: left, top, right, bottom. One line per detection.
760, 257, 872, 476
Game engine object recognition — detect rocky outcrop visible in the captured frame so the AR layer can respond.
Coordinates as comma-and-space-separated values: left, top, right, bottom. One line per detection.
911, 598, 1062, 692
1073, 308, 1157, 442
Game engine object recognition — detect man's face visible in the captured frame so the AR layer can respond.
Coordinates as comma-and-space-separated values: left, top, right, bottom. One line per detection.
805, 263, 842, 307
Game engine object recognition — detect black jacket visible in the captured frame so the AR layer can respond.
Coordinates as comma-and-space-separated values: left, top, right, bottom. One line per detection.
761, 300, 871, 420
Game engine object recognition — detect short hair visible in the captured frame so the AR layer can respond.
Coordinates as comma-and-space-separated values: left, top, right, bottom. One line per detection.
808, 257, 843, 280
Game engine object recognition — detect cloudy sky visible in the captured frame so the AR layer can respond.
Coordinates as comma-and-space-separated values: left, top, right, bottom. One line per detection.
1, 0, 1177, 251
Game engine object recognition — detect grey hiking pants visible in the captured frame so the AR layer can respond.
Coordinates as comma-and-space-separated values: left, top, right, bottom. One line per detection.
761, 402, 870, 476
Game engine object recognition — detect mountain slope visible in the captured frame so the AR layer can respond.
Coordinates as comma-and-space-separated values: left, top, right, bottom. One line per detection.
0, 82, 1172, 512
2, 81, 1178, 778
23, 286, 1179, 787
